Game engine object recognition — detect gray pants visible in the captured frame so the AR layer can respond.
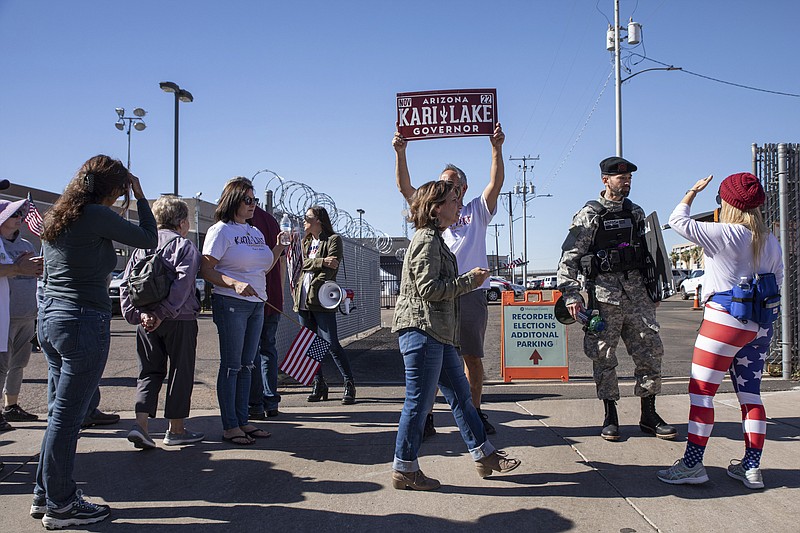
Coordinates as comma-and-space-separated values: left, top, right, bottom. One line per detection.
583, 294, 663, 400
135, 320, 198, 420
0, 317, 36, 398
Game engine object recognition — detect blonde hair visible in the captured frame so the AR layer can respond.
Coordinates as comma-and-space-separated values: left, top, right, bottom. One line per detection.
719, 200, 768, 267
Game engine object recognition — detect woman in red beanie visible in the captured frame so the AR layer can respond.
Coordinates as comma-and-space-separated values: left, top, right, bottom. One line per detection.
658, 172, 783, 489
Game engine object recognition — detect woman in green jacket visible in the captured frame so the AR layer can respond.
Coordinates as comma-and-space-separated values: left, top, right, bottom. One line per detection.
391, 180, 520, 491
292, 205, 355, 404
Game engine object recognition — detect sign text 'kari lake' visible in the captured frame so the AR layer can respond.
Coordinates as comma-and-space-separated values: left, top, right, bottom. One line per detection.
396, 88, 497, 140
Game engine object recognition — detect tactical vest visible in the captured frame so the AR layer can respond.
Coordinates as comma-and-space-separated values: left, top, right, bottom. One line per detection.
586, 199, 646, 274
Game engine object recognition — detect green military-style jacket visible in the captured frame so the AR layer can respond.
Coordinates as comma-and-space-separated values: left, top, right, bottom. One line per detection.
292, 231, 342, 313
392, 226, 479, 346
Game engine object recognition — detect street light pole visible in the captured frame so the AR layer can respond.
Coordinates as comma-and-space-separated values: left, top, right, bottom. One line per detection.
193, 192, 202, 249
159, 81, 193, 196
609, 0, 679, 156
614, 0, 623, 156
357, 208, 365, 242
114, 107, 147, 170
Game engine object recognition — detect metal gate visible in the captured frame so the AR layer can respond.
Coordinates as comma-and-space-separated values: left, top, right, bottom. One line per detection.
379, 257, 403, 308
753, 143, 799, 377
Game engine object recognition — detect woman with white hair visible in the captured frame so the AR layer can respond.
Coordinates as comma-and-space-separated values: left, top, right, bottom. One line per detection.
121, 195, 203, 449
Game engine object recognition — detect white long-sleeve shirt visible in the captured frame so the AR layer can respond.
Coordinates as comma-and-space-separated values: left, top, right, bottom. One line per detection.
668, 203, 783, 303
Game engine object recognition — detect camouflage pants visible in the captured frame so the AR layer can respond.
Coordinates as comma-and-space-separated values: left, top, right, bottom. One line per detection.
583, 294, 663, 400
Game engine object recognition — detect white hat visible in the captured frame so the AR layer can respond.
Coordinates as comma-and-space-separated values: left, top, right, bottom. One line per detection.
0, 198, 28, 227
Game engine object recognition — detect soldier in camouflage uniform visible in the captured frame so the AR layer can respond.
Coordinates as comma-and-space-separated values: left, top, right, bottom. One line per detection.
557, 156, 676, 441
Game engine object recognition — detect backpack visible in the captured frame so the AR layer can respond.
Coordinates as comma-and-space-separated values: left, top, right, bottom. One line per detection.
125, 236, 180, 310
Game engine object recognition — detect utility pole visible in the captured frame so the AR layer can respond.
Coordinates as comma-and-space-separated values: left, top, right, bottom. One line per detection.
510, 155, 539, 285
488, 223, 504, 274
499, 191, 514, 281
614, 0, 623, 156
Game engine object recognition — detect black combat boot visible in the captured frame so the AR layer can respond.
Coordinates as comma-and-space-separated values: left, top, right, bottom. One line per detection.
601, 399, 620, 441
307, 377, 329, 402
639, 395, 677, 440
342, 380, 356, 405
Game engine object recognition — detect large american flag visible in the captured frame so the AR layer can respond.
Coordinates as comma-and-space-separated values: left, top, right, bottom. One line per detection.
24, 193, 44, 237
285, 230, 303, 291
280, 326, 330, 385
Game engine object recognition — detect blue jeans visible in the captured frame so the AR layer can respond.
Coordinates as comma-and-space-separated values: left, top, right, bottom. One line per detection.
212, 294, 264, 430
249, 312, 281, 411
34, 298, 112, 508
298, 309, 352, 382
393, 328, 494, 472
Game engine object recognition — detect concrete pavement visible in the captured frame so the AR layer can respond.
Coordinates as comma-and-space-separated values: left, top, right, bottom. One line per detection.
2, 297, 799, 532
2, 383, 799, 531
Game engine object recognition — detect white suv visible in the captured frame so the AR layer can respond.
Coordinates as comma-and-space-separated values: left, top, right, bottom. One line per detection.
679, 270, 704, 300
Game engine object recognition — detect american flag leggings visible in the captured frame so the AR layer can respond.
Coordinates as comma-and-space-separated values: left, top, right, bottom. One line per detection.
687, 302, 772, 450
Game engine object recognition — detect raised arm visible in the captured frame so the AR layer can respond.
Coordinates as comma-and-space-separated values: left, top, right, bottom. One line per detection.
393, 128, 416, 201
482, 122, 505, 213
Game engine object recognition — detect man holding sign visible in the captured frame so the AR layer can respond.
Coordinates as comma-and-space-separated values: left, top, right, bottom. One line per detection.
393, 107, 504, 437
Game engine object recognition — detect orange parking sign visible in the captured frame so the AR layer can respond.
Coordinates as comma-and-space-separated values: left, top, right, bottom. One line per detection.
500, 290, 569, 382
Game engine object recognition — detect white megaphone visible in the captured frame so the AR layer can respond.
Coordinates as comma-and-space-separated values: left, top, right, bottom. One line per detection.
318, 281, 343, 309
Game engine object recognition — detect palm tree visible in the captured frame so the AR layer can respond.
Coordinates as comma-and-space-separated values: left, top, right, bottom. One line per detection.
690, 246, 703, 269
670, 251, 679, 268
680, 250, 691, 268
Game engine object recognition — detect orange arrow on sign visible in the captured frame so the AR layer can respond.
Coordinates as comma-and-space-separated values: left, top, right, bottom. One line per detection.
530, 350, 542, 365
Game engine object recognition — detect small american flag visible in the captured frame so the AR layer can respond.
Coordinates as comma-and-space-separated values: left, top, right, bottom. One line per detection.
286, 230, 303, 291
280, 326, 330, 385
24, 193, 44, 237
502, 257, 526, 269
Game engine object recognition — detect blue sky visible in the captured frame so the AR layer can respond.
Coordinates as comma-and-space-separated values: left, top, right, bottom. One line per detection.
2, 1, 798, 273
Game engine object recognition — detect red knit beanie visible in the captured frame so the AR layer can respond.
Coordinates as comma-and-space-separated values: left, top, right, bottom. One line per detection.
719, 172, 765, 210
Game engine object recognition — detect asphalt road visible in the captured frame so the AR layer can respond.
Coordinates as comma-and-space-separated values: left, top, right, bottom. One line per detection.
16, 294, 794, 417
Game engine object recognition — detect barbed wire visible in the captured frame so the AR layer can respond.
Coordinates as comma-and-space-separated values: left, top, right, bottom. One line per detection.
251, 168, 393, 253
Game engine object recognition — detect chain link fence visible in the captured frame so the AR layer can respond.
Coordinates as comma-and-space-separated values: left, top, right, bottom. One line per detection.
753, 143, 799, 378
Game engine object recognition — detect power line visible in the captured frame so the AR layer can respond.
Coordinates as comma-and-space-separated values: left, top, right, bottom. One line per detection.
628, 52, 800, 98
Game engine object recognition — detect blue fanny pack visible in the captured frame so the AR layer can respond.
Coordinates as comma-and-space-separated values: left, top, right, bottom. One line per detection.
710, 273, 780, 326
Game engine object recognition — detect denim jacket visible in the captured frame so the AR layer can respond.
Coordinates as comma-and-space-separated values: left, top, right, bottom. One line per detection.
392, 226, 480, 346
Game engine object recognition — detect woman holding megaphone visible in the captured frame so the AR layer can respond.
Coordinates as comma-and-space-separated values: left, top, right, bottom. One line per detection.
292, 205, 355, 404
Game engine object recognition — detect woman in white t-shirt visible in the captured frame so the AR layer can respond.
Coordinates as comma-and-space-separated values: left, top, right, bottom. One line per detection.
201, 177, 285, 445
658, 172, 783, 489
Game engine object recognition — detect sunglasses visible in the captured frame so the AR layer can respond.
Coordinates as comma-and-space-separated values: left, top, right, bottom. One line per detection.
10, 209, 25, 218
304, 215, 316, 223
242, 196, 259, 206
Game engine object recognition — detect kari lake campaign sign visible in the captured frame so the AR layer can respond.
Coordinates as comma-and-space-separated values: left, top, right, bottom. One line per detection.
396, 88, 497, 140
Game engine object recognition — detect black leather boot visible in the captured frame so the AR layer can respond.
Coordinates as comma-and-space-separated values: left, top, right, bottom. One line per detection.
639, 395, 677, 440
601, 399, 620, 441
307, 377, 329, 402
342, 380, 356, 405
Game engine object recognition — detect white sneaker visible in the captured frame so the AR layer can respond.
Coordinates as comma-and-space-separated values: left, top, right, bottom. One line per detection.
727, 459, 764, 489
657, 458, 709, 485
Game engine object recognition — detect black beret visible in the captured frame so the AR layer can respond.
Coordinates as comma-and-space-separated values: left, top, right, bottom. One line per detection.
599, 156, 637, 174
